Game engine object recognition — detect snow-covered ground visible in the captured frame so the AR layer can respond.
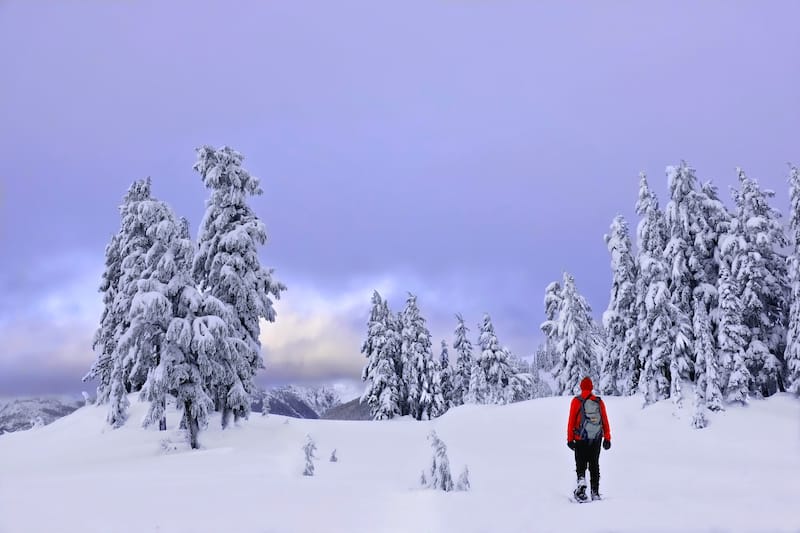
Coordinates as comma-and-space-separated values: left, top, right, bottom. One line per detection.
0, 393, 797, 533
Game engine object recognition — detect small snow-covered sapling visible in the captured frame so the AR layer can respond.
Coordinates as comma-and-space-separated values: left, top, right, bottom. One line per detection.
456, 465, 470, 491
302, 435, 317, 476
426, 430, 454, 491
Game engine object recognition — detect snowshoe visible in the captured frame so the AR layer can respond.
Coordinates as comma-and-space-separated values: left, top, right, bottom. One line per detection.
572, 479, 589, 503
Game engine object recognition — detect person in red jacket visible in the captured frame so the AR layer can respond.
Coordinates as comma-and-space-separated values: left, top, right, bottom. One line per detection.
566, 376, 611, 501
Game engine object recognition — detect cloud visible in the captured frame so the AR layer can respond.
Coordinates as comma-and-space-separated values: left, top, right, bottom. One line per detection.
259, 276, 398, 383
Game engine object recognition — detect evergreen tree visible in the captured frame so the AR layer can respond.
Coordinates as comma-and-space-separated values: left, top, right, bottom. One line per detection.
455, 465, 471, 491
730, 170, 788, 397
115, 195, 185, 431
425, 431, 454, 491
400, 294, 436, 420
717, 259, 751, 404
540, 281, 563, 366
602, 215, 639, 395
361, 292, 401, 420
635, 173, 675, 405
193, 146, 286, 428
553, 273, 599, 395
438, 340, 454, 410
302, 435, 317, 476
466, 358, 489, 404
475, 314, 518, 404
785, 165, 800, 394
691, 295, 720, 429
451, 314, 474, 406
94, 178, 157, 427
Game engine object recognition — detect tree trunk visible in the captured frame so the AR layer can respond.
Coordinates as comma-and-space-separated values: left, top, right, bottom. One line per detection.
221, 405, 232, 430
185, 400, 199, 449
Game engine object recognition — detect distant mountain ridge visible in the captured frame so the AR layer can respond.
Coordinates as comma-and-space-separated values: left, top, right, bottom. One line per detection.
0, 385, 346, 435
0, 396, 85, 434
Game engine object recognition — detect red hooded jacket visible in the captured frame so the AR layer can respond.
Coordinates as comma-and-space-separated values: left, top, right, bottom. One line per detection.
567, 377, 611, 442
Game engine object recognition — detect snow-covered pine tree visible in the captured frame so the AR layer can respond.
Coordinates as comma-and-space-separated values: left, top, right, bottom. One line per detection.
602, 215, 639, 396
388, 310, 406, 414
425, 431, 454, 491
438, 339, 454, 411
475, 314, 513, 404
785, 165, 800, 394
302, 435, 317, 476
691, 294, 718, 428
85, 231, 123, 405
429, 355, 447, 419
635, 173, 677, 405
730, 170, 789, 397
553, 273, 600, 395
717, 257, 752, 404
193, 146, 286, 428
330, 449, 338, 462
115, 195, 188, 431
455, 465, 471, 491
361, 292, 401, 420
400, 294, 436, 420
90, 178, 157, 427
466, 358, 489, 404
540, 280, 563, 368
502, 348, 529, 403
664, 163, 701, 400
451, 314, 474, 406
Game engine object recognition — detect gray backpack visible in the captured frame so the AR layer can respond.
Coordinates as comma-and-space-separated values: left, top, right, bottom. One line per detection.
578, 396, 603, 441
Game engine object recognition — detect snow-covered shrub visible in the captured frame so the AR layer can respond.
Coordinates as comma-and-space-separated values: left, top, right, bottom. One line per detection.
330, 449, 338, 462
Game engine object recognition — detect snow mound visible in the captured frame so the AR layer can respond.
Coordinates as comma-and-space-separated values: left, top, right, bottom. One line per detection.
0, 393, 797, 533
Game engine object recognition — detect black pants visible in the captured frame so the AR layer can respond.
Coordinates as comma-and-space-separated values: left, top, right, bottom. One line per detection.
574, 438, 602, 492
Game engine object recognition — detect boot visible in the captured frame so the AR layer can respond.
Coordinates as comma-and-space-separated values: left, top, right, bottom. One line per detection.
590, 480, 601, 501
573, 477, 588, 502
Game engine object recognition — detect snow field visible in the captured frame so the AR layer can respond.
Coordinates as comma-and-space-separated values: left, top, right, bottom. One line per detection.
0, 393, 798, 533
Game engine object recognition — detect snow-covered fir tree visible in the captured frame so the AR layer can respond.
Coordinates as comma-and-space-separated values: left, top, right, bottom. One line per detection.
400, 294, 436, 420
691, 295, 722, 429
193, 146, 286, 428
424, 431, 454, 491
89, 178, 157, 427
540, 280, 563, 365
785, 165, 800, 394
437, 340, 454, 411
601, 215, 639, 396
717, 258, 752, 404
451, 314, 474, 406
663, 163, 700, 390
85, 231, 124, 405
729, 170, 788, 397
115, 195, 188, 431
635, 173, 677, 405
302, 435, 317, 476
455, 465, 470, 491
361, 292, 401, 420
475, 314, 517, 404
466, 358, 489, 404
552, 273, 600, 395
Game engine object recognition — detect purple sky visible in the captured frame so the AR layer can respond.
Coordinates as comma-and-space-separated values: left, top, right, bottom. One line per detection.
1, 1, 798, 397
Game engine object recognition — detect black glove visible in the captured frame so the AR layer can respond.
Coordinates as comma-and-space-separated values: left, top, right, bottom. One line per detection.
603, 440, 611, 450
567, 440, 576, 450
